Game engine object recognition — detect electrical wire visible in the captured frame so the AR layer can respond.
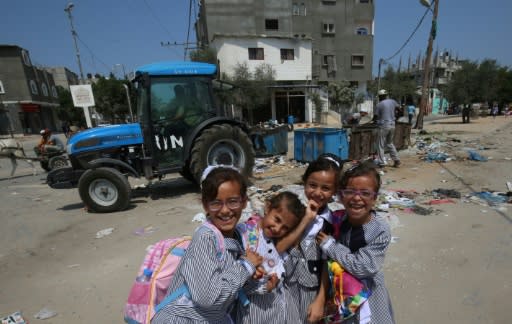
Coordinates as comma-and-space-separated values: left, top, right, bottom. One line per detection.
76, 35, 111, 72
383, 5, 432, 63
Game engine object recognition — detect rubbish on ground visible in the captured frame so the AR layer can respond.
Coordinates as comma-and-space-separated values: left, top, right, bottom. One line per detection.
473, 191, 508, 205
426, 152, 449, 162
432, 188, 461, 198
427, 199, 456, 205
67, 264, 80, 268
95, 227, 114, 239
192, 213, 206, 223
1, 311, 27, 324
33, 308, 57, 320
384, 195, 415, 208
506, 181, 512, 192
412, 205, 433, 215
133, 225, 157, 236
467, 150, 488, 161
390, 236, 400, 243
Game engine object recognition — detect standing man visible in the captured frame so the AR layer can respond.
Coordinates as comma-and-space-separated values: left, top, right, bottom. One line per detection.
407, 103, 416, 125
462, 104, 471, 123
374, 89, 401, 168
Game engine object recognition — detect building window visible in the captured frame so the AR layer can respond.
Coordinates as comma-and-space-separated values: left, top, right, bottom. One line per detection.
323, 55, 337, 73
358, 0, 371, 3
21, 50, 32, 66
300, 3, 306, 15
356, 27, 368, 35
248, 48, 264, 60
323, 23, 335, 34
0, 80, 5, 94
293, 3, 307, 16
351, 55, 365, 67
265, 19, 279, 30
52, 86, 58, 98
41, 83, 49, 96
322, 0, 337, 3
30, 80, 38, 95
280, 49, 295, 60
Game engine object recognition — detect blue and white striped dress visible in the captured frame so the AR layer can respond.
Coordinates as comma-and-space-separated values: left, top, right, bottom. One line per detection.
321, 212, 395, 324
151, 226, 253, 324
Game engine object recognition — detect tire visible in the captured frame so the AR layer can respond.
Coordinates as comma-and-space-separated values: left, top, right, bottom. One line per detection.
78, 167, 131, 213
189, 124, 255, 183
40, 160, 50, 172
48, 155, 69, 170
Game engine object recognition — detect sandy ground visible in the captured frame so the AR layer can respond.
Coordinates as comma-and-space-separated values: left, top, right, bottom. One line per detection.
0, 115, 510, 323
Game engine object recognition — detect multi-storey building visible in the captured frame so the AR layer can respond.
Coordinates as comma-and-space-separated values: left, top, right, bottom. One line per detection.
45, 66, 79, 90
0, 45, 60, 135
196, 0, 374, 123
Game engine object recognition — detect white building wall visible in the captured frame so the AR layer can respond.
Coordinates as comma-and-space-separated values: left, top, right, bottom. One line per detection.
212, 37, 312, 81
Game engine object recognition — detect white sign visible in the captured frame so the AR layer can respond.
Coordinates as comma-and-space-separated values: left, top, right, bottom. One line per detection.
70, 84, 95, 107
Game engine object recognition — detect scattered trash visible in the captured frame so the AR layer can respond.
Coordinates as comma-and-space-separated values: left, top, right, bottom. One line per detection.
432, 189, 461, 199
192, 213, 206, 223
95, 227, 114, 239
467, 150, 488, 161
425, 152, 449, 162
506, 181, 512, 192
133, 225, 157, 236
472, 191, 508, 205
427, 199, 456, 205
1, 311, 27, 324
390, 236, 400, 243
412, 205, 433, 215
67, 264, 80, 268
33, 308, 57, 320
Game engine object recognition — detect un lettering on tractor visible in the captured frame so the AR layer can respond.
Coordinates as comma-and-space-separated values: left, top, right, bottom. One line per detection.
47, 61, 254, 213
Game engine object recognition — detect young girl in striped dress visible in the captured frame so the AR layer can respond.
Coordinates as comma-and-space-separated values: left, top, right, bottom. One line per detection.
234, 191, 310, 324
317, 161, 395, 323
277, 154, 344, 323
152, 166, 263, 324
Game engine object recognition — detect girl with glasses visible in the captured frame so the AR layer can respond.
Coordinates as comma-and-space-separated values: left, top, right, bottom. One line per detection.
317, 160, 395, 323
275, 153, 344, 323
152, 166, 263, 324
234, 191, 310, 324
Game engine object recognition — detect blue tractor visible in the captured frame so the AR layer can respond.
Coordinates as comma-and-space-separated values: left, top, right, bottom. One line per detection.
47, 61, 254, 212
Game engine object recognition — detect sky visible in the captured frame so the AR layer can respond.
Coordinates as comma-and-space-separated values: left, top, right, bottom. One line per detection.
1, 0, 511, 79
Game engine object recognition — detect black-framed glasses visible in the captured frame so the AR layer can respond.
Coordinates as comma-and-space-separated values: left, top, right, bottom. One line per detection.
207, 197, 244, 211
339, 189, 377, 199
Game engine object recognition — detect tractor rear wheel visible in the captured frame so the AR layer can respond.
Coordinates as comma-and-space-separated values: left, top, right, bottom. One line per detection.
189, 124, 254, 183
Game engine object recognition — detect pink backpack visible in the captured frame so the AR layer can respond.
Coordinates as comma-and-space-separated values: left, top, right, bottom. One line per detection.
123, 222, 224, 324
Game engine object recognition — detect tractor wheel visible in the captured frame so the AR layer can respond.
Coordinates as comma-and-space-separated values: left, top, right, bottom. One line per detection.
40, 160, 50, 172
189, 124, 255, 183
78, 167, 131, 213
48, 155, 69, 170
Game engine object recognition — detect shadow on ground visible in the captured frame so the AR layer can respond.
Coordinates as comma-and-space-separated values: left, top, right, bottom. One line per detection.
132, 177, 199, 200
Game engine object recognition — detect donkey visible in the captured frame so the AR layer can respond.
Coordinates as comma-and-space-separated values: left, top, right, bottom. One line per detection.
0, 138, 37, 177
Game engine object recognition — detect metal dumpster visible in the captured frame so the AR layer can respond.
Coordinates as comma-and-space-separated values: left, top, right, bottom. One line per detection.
250, 124, 288, 156
393, 122, 411, 150
294, 128, 349, 162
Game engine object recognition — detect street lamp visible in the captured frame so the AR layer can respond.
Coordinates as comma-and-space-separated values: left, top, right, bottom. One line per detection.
415, 0, 439, 129
64, 2, 85, 83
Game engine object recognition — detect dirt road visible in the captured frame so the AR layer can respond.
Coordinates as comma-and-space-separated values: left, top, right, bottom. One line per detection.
0, 115, 510, 323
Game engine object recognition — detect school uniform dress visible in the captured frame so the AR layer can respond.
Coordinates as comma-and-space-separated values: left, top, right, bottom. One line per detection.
234, 219, 287, 324
284, 207, 334, 323
320, 211, 395, 324
151, 226, 253, 324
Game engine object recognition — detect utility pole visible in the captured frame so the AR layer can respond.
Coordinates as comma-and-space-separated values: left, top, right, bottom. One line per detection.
415, 0, 439, 129
376, 58, 385, 94
64, 3, 85, 83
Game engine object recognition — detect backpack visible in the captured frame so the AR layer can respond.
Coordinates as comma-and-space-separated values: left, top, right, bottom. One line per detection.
123, 222, 224, 324
323, 210, 372, 323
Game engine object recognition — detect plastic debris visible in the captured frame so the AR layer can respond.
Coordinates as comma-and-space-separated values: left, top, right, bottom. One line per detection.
467, 150, 488, 161
33, 307, 57, 320
473, 191, 508, 205
192, 213, 206, 223
412, 205, 433, 215
427, 199, 456, 205
133, 225, 157, 236
1, 311, 27, 324
425, 152, 449, 162
390, 236, 400, 243
95, 227, 114, 239
432, 189, 461, 199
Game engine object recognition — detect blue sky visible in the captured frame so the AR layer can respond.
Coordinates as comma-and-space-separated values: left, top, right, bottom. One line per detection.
1, 0, 511, 79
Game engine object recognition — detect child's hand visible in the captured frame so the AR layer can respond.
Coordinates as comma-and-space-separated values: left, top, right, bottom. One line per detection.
245, 249, 263, 268
305, 200, 320, 222
265, 273, 279, 293
253, 266, 266, 280
316, 231, 329, 245
307, 297, 325, 323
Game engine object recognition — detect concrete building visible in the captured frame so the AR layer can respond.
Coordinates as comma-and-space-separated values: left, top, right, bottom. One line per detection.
0, 45, 60, 135
45, 66, 79, 90
196, 0, 374, 123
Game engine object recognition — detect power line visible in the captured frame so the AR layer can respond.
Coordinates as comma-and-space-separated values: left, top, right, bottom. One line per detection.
76, 35, 111, 72
383, 6, 431, 62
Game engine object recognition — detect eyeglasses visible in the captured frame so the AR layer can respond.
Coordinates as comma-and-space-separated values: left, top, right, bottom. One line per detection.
207, 197, 244, 211
339, 189, 377, 199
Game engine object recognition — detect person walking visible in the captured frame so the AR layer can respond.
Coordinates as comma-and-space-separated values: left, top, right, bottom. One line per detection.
407, 103, 416, 125
374, 90, 400, 168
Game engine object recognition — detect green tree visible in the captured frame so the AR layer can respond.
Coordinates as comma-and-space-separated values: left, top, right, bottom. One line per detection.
328, 81, 355, 113
380, 66, 417, 103
92, 76, 131, 123
55, 86, 85, 127
189, 47, 217, 64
